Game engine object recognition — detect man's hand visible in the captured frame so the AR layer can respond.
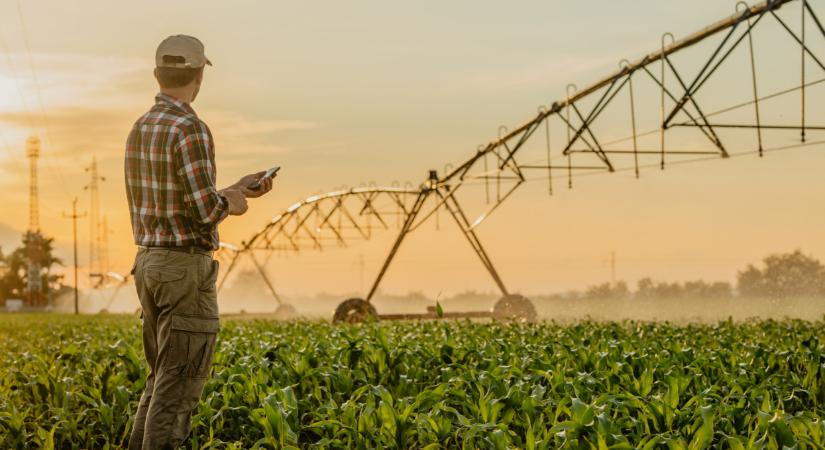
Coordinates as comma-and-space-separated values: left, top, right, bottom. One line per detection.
233, 171, 274, 198
221, 189, 248, 215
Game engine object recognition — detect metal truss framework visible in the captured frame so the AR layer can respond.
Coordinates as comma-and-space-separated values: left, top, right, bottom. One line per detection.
221, 0, 825, 305
216, 187, 423, 301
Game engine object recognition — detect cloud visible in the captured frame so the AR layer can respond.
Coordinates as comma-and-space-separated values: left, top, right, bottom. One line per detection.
450, 41, 654, 97
0, 51, 320, 176
203, 110, 317, 165
0, 222, 22, 253
0, 50, 317, 134
0, 105, 138, 173
304, 140, 349, 156
204, 110, 317, 135
0, 52, 149, 113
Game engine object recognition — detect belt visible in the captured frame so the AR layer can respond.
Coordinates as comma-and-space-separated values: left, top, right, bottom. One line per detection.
139, 245, 213, 256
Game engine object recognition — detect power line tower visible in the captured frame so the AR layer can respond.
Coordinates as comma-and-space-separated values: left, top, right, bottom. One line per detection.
25, 136, 42, 307
84, 156, 105, 285
27, 136, 39, 231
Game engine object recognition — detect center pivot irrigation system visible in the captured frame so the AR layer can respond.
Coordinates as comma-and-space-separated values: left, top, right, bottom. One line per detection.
217, 0, 825, 322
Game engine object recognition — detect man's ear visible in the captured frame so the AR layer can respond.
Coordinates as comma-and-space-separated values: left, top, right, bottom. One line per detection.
195, 67, 204, 85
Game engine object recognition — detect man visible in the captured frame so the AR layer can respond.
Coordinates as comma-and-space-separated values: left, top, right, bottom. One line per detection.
125, 35, 273, 449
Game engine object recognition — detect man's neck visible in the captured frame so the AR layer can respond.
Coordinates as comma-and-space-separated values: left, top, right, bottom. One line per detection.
159, 87, 195, 104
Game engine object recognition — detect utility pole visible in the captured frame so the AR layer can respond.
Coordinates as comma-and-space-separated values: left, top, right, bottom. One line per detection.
63, 198, 86, 315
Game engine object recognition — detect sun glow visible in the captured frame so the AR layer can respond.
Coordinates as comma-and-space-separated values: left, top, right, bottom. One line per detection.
0, 73, 25, 113
0, 71, 34, 160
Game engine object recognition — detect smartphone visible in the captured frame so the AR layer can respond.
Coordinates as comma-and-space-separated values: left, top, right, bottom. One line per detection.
248, 166, 280, 190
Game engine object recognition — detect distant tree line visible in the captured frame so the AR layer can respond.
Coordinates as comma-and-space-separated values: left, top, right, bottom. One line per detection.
737, 250, 825, 298
550, 250, 825, 300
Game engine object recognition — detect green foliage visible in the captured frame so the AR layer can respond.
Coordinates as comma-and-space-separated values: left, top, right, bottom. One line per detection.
1, 315, 825, 448
0, 231, 64, 304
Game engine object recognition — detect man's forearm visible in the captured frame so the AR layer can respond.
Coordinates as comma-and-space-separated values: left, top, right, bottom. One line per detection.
187, 188, 229, 226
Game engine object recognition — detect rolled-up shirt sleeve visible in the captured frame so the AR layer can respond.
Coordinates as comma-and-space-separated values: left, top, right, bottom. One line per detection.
174, 122, 229, 226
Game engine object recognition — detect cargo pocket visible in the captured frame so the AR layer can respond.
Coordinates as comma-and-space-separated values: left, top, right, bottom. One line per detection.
144, 265, 186, 296
164, 314, 219, 379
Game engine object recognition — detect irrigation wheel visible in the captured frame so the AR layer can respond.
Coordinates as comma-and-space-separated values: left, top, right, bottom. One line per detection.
333, 298, 377, 323
274, 303, 298, 320
492, 294, 537, 323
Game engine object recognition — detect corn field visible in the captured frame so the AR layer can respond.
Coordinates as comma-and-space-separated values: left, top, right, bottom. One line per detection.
1, 315, 824, 449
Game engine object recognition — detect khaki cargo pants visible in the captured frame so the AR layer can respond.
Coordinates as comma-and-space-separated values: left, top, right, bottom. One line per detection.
128, 247, 220, 450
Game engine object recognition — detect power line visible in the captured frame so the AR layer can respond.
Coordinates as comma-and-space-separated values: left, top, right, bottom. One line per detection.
0, 10, 34, 176
11, 0, 71, 203
0, 22, 34, 129
15, 0, 53, 146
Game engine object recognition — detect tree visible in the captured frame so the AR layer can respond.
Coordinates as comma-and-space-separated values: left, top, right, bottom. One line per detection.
0, 232, 63, 306
583, 281, 630, 300
737, 250, 825, 298
682, 280, 732, 299
635, 278, 683, 299
634, 278, 732, 300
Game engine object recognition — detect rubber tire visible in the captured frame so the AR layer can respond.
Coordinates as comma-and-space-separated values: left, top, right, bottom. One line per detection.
274, 303, 297, 320
333, 298, 377, 323
492, 294, 537, 323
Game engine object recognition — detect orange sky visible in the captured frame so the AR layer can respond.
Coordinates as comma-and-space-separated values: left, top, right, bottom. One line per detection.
0, 0, 823, 301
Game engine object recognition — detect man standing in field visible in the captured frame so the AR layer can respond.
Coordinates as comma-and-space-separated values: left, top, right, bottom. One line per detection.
125, 35, 273, 449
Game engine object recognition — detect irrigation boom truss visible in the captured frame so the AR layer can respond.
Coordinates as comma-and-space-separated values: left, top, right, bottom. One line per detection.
219, 0, 825, 321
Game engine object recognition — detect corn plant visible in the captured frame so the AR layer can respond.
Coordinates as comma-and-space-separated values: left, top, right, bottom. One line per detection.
1, 315, 824, 449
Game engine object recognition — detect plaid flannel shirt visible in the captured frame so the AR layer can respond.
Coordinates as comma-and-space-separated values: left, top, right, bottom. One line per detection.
125, 93, 228, 250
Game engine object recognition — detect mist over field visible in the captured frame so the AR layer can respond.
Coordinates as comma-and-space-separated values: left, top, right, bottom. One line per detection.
53, 282, 825, 324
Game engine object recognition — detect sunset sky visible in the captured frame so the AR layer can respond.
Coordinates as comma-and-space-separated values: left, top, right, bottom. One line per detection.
0, 0, 823, 305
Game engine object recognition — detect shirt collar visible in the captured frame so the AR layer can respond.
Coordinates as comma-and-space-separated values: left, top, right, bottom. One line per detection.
155, 93, 197, 117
